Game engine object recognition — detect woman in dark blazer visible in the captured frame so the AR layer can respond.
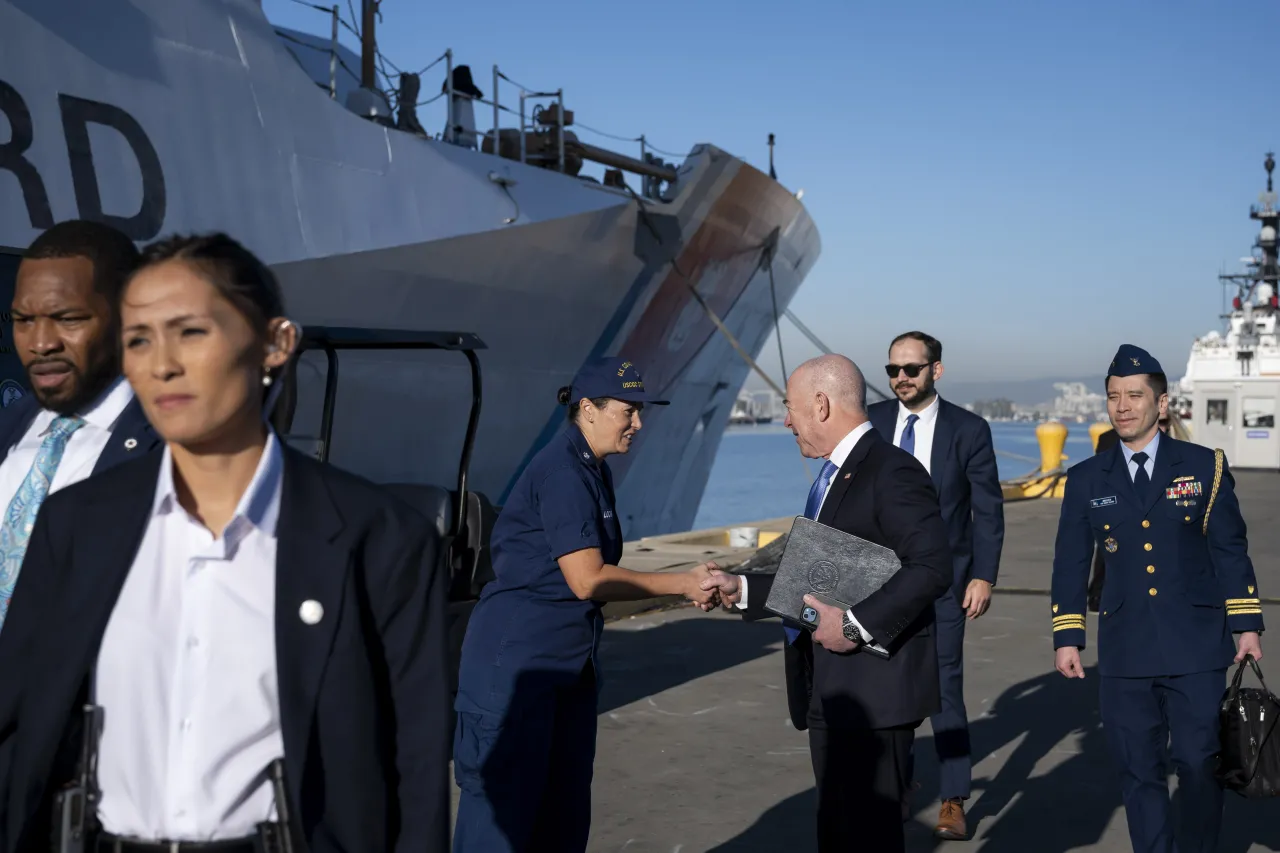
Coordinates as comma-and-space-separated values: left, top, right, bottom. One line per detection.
0, 234, 450, 853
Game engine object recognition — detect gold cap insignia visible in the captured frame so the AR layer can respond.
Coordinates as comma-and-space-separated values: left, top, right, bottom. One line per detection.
1131, 357, 1140, 366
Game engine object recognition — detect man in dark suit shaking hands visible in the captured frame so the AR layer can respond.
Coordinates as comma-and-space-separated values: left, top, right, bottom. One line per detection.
704, 354, 952, 853
868, 331, 1005, 840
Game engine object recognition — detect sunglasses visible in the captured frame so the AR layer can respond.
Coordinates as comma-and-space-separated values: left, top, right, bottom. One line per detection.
885, 362, 934, 379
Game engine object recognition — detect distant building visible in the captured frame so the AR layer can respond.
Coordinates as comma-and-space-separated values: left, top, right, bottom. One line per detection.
970, 398, 1016, 420
1050, 382, 1106, 421
730, 390, 781, 425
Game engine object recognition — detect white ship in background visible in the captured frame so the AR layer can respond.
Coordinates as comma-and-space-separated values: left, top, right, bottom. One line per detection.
1172, 153, 1279, 469
0, 0, 820, 538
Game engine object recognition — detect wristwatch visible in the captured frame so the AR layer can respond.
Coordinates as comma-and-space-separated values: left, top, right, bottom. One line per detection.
841, 610, 864, 644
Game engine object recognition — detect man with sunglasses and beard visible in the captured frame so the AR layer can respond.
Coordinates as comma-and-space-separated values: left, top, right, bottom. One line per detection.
0, 220, 160, 632
867, 331, 1004, 841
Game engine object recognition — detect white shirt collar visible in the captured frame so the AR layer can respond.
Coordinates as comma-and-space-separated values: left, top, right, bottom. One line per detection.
1121, 429, 1160, 466
152, 431, 284, 538
39, 377, 134, 433
896, 393, 941, 426
829, 420, 876, 469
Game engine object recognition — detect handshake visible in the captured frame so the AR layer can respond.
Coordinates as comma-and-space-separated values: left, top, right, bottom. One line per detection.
676, 562, 864, 654
679, 562, 742, 612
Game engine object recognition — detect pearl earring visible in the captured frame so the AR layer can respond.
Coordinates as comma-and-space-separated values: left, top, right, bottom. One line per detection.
262, 374, 273, 387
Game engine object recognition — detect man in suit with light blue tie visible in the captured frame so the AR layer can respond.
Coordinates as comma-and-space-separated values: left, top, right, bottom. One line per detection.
0, 220, 161, 630
869, 331, 1005, 841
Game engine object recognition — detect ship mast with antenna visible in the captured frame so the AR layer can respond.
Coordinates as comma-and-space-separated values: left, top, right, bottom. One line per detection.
1218, 152, 1280, 376
360, 0, 379, 90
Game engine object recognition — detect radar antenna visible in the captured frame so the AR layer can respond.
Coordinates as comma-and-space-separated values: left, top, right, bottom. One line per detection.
1219, 153, 1280, 375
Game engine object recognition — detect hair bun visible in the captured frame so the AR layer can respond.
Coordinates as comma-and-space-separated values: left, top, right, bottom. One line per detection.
556, 386, 572, 406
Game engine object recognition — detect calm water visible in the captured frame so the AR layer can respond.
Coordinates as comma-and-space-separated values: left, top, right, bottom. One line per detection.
690, 421, 1098, 529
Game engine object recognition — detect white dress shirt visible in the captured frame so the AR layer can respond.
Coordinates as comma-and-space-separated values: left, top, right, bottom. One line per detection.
0, 378, 134, 506
95, 434, 285, 841
1121, 430, 1159, 481
737, 422, 887, 654
891, 394, 941, 474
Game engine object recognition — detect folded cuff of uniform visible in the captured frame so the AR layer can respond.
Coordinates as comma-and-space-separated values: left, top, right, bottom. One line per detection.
1052, 613, 1087, 649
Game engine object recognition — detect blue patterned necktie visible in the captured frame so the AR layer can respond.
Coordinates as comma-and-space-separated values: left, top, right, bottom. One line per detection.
786, 459, 841, 644
0, 415, 85, 630
899, 413, 920, 456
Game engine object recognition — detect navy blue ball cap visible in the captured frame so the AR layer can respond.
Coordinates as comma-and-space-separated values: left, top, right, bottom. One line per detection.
569, 357, 670, 405
1107, 344, 1164, 378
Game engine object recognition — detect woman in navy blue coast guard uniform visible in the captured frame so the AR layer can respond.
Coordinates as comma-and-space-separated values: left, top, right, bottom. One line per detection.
452, 357, 722, 853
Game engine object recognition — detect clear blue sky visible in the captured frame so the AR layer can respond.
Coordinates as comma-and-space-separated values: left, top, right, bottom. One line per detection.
262, 0, 1280, 384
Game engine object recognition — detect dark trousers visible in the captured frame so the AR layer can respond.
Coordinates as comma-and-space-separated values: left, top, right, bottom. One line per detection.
902, 588, 972, 809
930, 588, 972, 800
809, 724, 915, 853
1099, 670, 1226, 853
453, 662, 598, 853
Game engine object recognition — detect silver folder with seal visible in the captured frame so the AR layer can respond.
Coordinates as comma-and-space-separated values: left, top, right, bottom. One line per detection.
763, 516, 902, 659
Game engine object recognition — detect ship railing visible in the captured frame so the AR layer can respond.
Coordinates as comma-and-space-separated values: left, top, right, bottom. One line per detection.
272, 2, 348, 100
272, 3, 686, 199
455, 60, 682, 200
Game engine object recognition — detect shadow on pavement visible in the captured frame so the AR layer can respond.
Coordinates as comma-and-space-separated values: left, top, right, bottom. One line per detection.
596, 612, 784, 714
704, 663, 1280, 851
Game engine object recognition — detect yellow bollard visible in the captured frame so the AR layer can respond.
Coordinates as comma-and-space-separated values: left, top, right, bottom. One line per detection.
1037, 421, 1068, 473
1088, 421, 1111, 452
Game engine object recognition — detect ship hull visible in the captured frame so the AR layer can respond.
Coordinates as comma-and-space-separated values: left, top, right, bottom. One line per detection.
0, 0, 820, 538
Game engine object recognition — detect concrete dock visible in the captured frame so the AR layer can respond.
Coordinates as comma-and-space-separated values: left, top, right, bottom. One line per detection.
452, 468, 1280, 851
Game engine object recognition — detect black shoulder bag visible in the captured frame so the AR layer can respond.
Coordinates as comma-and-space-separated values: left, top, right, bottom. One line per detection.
1217, 654, 1280, 797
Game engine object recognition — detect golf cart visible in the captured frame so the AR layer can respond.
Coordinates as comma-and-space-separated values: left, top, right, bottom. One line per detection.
268, 326, 498, 725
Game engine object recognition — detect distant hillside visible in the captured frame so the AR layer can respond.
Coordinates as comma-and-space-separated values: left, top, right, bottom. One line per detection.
741, 373, 1107, 407
936, 377, 1105, 407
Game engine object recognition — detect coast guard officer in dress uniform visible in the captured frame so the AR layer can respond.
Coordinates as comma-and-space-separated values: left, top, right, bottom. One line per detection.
0, 221, 160, 630
1051, 344, 1263, 853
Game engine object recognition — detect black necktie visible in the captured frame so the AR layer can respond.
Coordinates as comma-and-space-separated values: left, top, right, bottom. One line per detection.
1132, 451, 1150, 502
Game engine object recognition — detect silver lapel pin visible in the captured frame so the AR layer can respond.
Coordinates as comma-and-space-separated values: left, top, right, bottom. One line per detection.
299, 600, 324, 625
123, 437, 138, 451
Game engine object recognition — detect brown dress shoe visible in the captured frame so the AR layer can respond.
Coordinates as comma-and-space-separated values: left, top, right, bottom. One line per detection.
934, 798, 969, 840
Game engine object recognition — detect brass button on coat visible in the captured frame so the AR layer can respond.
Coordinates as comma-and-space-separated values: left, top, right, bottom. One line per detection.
1149, 588, 1158, 596
1147, 566, 1155, 573
1144, 543, 1153, 551
1142, 520, 1150, 528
